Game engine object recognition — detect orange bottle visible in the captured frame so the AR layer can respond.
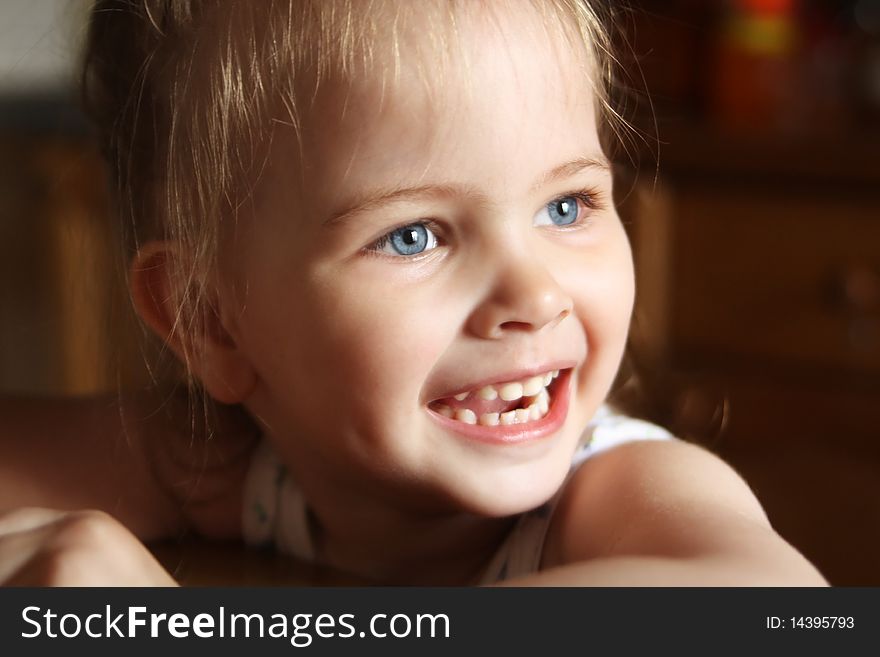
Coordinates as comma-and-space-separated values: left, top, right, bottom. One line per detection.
713, 0, 801, 133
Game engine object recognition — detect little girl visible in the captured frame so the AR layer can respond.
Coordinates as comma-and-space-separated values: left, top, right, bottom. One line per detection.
0, 0, 826, 586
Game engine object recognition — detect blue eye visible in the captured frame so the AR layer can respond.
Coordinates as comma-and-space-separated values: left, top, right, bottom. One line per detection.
371, 222, 439, 257
537, 195, 583, 227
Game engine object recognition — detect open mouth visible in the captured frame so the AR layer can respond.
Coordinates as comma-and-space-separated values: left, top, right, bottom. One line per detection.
428, 368, 567, 428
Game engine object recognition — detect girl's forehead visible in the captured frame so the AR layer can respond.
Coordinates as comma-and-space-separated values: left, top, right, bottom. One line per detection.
305, 1, 595, 111
276, 2, 601, 189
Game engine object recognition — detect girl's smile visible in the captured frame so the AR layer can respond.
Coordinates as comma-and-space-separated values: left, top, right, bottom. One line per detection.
427, 366, 575, 445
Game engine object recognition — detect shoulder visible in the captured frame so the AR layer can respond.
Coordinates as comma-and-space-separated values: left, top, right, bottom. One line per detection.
541, 438, 771, 568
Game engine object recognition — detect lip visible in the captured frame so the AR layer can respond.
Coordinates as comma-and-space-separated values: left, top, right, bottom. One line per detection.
426, 368, 573, 445
427, 360, 578, 402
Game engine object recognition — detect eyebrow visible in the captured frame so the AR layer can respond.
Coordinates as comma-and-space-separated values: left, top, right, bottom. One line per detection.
322, 154, 611, 228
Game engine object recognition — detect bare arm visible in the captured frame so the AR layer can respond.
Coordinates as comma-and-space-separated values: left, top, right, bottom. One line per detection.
503, 440, 827, 586
0, 392, 253, 541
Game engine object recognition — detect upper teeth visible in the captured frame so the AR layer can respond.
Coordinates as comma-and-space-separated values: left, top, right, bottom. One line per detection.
447, 369, 559, 404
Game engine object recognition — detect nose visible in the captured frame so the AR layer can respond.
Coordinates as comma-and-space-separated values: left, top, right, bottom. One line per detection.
466, 248, 573, 340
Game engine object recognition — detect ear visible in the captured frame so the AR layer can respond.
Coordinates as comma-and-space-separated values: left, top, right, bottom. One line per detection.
129, 241, 257, 404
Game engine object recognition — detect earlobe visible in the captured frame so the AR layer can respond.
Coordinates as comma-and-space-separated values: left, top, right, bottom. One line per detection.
129, 241, 257, 404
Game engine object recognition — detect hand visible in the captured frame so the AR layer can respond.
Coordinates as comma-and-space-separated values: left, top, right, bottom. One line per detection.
0, 508, 177, 586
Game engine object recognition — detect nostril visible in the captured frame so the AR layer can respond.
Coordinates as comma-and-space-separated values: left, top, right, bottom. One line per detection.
496, 309, 569, 334
496, 320, 538, 335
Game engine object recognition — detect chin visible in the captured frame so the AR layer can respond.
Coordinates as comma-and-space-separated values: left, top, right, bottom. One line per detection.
448, 455, 573, 518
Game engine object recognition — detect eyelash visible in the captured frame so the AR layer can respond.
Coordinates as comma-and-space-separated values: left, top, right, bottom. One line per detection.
364, 188, 603, 259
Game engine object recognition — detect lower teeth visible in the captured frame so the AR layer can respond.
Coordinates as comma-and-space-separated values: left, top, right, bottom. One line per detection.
436, 389, 551, 426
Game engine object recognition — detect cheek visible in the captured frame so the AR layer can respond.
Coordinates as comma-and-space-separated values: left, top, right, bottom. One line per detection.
563, 242, 634, 428
303, 275, 453, 409
568, 238, 635, 355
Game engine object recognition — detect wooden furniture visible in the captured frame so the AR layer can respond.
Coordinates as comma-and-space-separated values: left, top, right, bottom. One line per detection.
625, 127, 880, 585
0, 135, 148, 396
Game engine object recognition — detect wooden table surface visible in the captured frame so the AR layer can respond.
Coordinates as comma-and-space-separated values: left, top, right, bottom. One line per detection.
149, 540, 372, 587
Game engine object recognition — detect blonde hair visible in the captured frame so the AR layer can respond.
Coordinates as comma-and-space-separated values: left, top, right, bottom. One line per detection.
82, 0, 628, 393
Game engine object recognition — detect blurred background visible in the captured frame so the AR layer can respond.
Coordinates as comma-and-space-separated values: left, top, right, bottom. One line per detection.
0, 1, 878, 584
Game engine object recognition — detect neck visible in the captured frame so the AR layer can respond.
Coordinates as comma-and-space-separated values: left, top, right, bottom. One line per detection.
296, 473, 515, 585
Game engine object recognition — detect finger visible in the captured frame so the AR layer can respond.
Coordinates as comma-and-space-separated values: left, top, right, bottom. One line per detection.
1, 510, 178, 586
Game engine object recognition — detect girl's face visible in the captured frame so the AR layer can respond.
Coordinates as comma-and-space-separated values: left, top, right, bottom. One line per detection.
221, 5, 634, 516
